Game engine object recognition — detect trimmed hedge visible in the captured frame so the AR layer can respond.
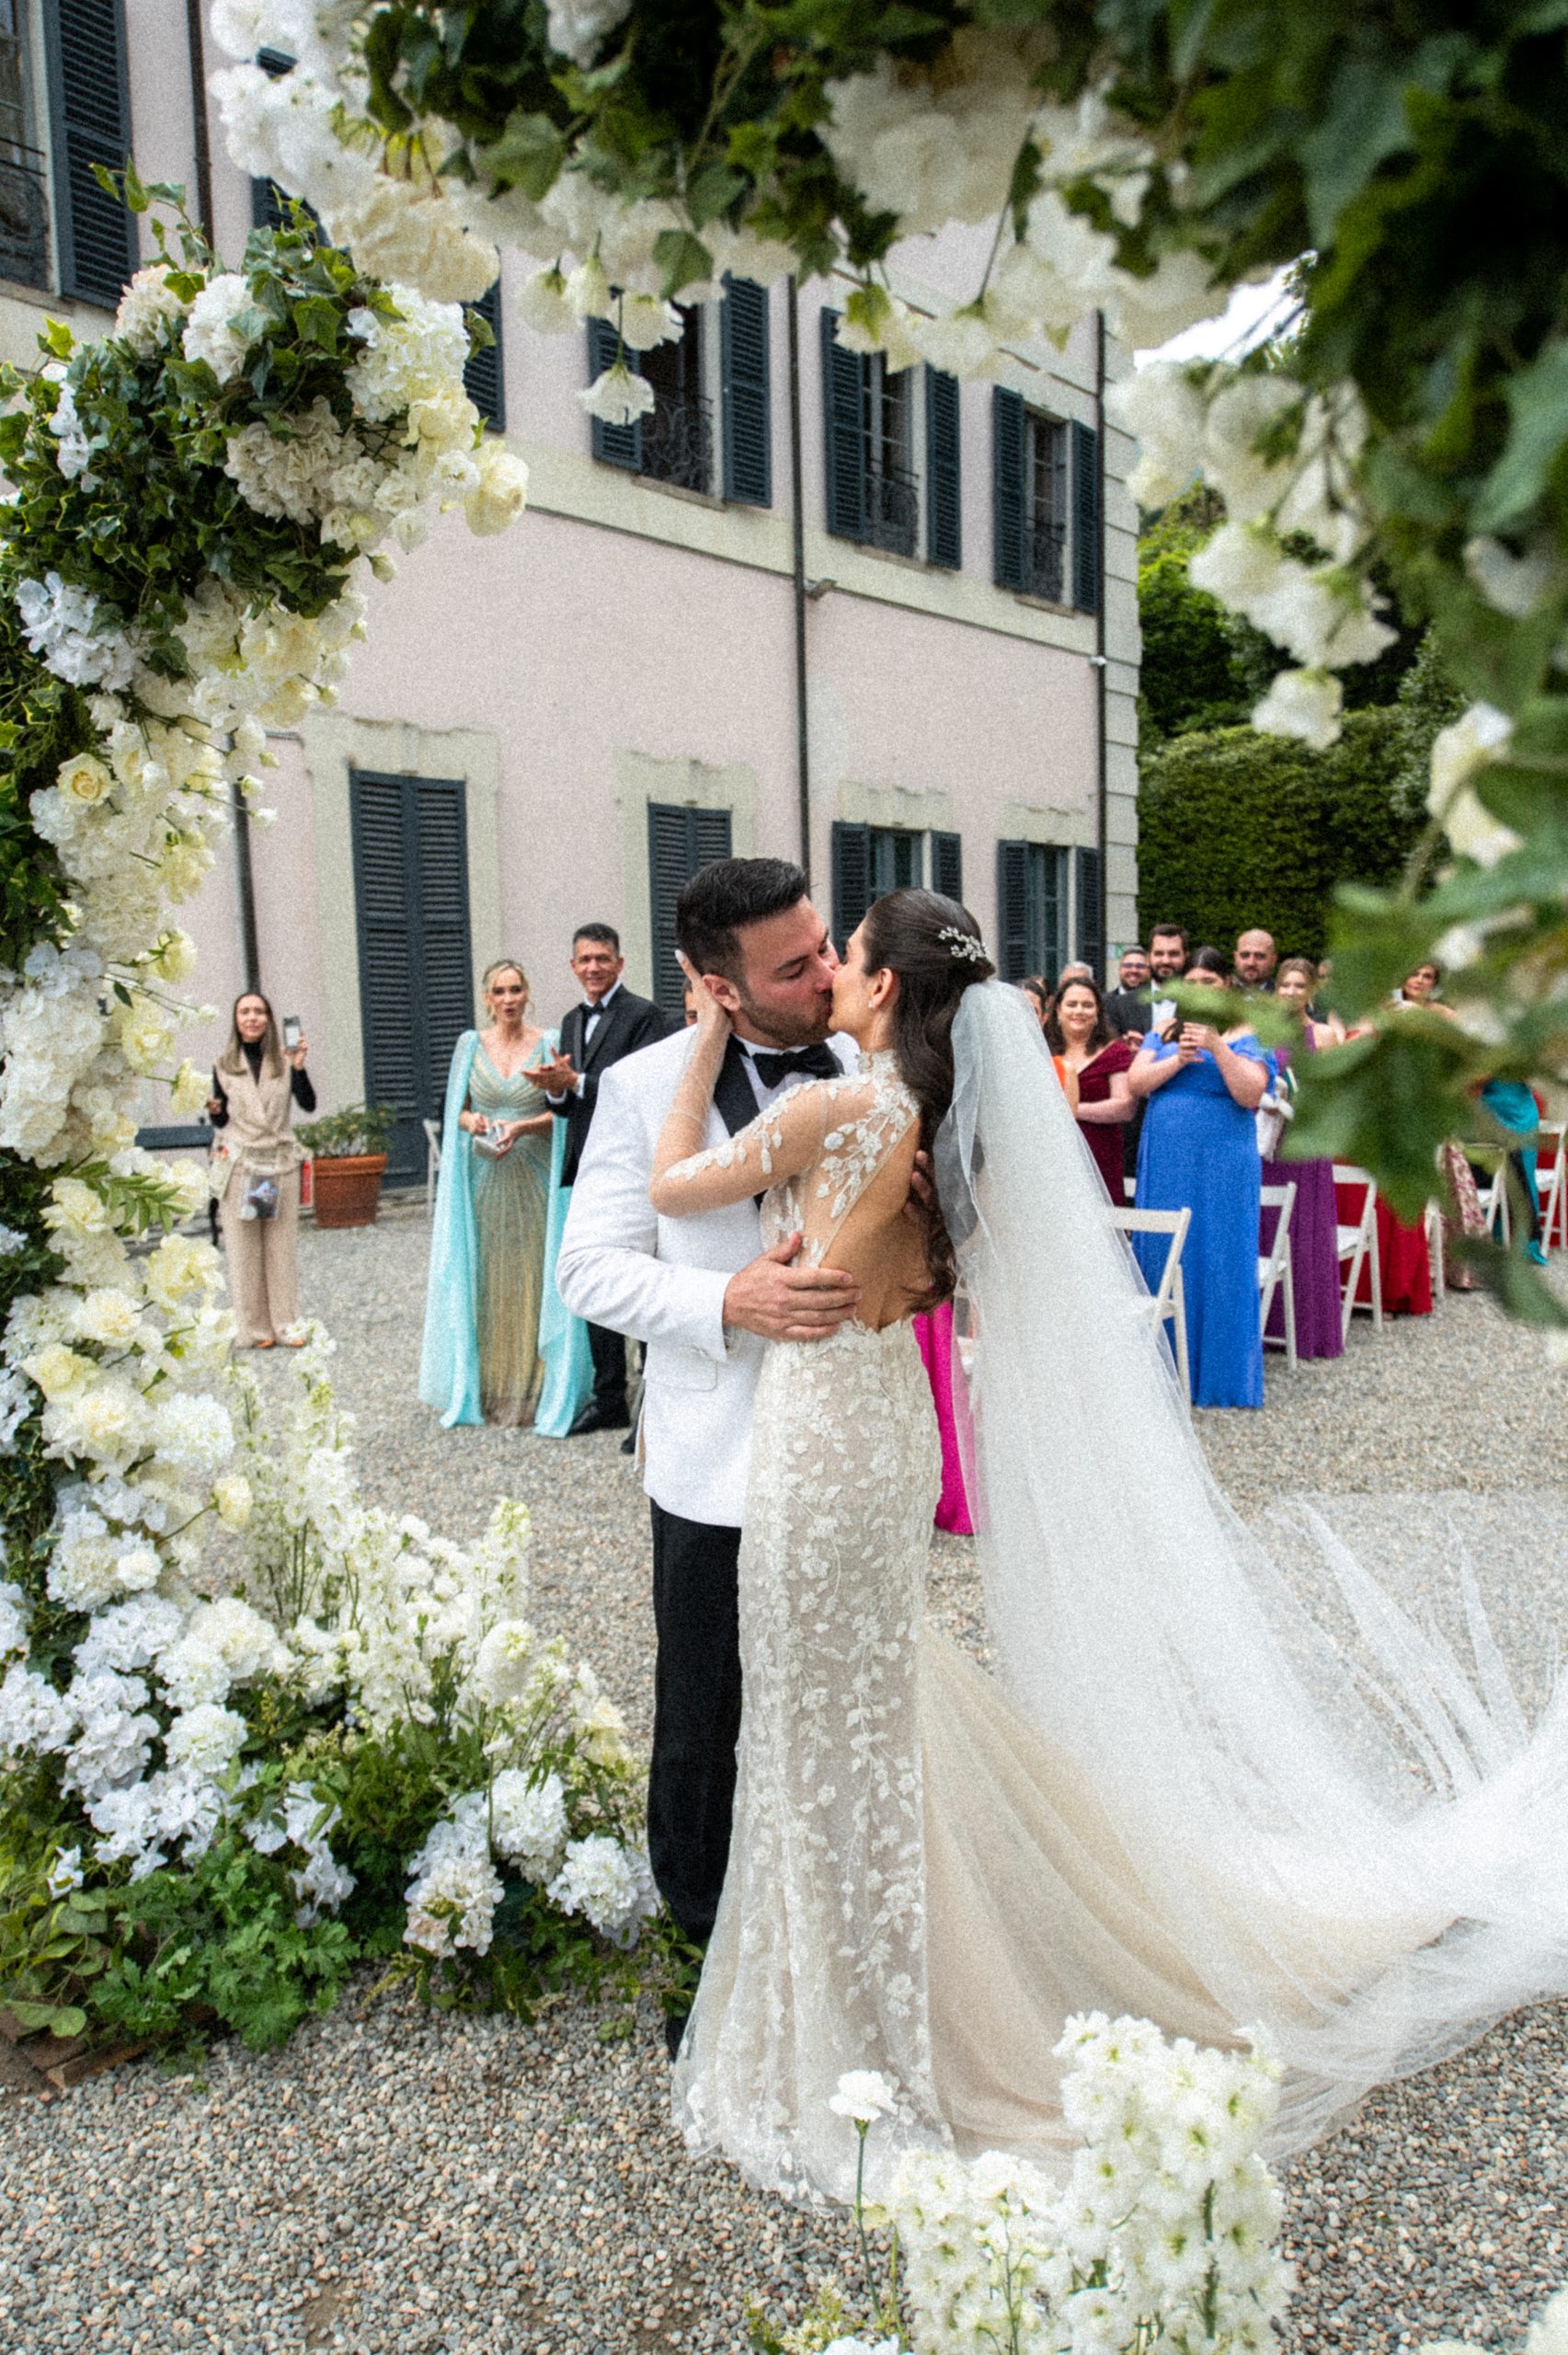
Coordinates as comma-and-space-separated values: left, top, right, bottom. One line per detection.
1135, 706, 1424, 960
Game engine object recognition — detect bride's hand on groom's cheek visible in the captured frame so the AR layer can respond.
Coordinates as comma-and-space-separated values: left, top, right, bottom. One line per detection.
722, 1232, 861, 1342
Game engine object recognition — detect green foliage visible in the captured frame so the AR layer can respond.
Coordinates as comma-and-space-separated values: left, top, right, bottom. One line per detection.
0, 1832, 112, 2040
1136, 707, 1418, 960
295, 1102, 396, 1157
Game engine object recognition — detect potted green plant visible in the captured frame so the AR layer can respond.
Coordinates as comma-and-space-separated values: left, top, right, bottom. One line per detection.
295, 1104, 396, 1229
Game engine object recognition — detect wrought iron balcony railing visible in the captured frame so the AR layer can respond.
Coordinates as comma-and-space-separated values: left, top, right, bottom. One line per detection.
1023, 521, 1067, 605
0, 147, 50, 293
862, 465, 919, 558
639, 393, 713, 495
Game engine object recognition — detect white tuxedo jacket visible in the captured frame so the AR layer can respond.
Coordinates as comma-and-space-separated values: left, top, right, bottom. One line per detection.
555, 1026, 854, 1528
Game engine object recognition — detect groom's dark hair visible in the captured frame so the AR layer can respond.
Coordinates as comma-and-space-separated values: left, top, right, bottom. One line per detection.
675, 857, 809, 981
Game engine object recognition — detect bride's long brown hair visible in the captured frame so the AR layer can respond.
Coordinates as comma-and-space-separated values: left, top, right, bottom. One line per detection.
858, 889, 995, 1306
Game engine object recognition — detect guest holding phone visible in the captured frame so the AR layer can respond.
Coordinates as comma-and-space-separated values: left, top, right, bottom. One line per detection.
208, 991, 314, 1349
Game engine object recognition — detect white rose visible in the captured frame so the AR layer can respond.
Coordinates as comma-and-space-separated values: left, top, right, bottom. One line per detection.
48, 1178, 111, 1238
169, 1059, 210, 1119
56, 751, 112, 805
464, 446, 530, 537
116, 996, 177, 1075
71, 1290, 142, 1347
22, 1343, 95, 1400
150, 930, 198, 984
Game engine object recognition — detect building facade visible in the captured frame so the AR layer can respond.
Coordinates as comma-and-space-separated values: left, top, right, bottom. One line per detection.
5, 0, 1142, 1182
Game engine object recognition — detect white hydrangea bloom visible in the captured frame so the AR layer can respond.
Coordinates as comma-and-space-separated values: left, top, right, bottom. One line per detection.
0, 1660, 74, 1756
114, 263, 188, 355
49, 383, 95, 483
165, 1701, 248, 1777
181, 272, 254, 385
73, 1593, 185, 1678
0, 1580, 29, 1660
150, 1392, 235, 1480
61, 1669, 158, 1798
15, 572, 137, 690
547, 1833, 656, 1947
0, 1365, 29, 1454
344, 288, 471, 422
488, 1768, 568, 1879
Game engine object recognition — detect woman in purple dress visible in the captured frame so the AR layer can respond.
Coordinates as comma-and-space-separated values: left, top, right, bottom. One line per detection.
1263, 958, 1345, 1360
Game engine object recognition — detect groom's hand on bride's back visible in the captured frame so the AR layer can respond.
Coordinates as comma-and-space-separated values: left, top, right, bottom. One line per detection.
722, 1233, 861, 1342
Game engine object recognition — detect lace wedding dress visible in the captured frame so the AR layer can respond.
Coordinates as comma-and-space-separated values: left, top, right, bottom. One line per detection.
658, 1001, 1568, 2208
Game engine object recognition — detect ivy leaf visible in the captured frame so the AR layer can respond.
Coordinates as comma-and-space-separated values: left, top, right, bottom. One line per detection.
1298, 54, 1413, 247
1471, 339, 1568, 533
654, 227, 714, 299
290, 295, 341, 351
478, 109, 568, 201
684, 163, 744, 229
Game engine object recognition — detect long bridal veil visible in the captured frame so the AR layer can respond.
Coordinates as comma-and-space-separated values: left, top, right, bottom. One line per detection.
936, 980, 1568, 2153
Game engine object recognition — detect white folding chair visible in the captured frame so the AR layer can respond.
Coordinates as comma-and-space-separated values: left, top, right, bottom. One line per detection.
1469, 1145, 1511, 1245
1333, 1165, 1382, 1342
1536, 1121, 1565, 1250
422, 1117, 442, 1215
1110, 1206, 1192, 1401
1258, 1180, 1298, 1368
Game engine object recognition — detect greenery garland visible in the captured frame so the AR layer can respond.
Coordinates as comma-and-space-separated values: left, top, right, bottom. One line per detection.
213, 0, 1568, 1323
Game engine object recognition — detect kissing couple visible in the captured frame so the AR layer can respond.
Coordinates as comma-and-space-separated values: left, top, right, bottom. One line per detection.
558, 856, 1568, 2204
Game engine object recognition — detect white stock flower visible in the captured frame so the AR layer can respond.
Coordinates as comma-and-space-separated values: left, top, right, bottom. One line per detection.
182, 272, 254, 385
829, 2068, 900, 2124
545, 0, 632, 65
579, 363, 655, 427
1251, 668, 1344, 750
548, 1834, 657, 1947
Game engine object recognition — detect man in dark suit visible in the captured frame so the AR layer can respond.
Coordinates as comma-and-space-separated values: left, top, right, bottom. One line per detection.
535, 922, 676, 1434
1104, 944, 1151, 1040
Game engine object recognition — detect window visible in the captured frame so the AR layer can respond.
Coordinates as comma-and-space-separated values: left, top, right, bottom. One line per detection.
0, 0, 48, 289
350, 771, 475, 1184
589, 281, 772, 501
648, 803, 733, 1015
830, 822, 963, 950
996, 840, 1067, 985
822, 313, 919, 557
993, 389, 1100, 614
43, 0, 135, 305
463, 278, 505, 431
1074, 844, 1104, 983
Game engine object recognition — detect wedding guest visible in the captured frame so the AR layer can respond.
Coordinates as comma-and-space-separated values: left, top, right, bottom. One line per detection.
1234, 928, 1277, 989
419, 961, 592, 1431
536, 924, 677, 1433
208, 992, 313, 1350
1021, 975, 1052, 1028
1129, 948, 1275, 1407
1147, 925, 1187, 984
1336, 965, 1447, 1316
1261, 959, 1344, 1359
1047, 976, 1135, 1200
1104, 946, 1151, 1040
1479, 1077, 1549, 1266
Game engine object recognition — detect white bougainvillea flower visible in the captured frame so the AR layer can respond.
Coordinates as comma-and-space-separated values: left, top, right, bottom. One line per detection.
1250, 668, 1344, 750
579, 362, 656, 427
1428, 703, 1519, 867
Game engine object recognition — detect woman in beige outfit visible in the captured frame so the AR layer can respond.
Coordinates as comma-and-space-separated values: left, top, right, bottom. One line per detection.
208, 993, 315, 1348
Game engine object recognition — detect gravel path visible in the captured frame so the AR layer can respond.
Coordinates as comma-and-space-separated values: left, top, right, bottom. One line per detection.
5, 1201, 1567, 2355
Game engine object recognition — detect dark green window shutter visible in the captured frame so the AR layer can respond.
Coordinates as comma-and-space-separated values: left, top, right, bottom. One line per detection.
45, 0, 135, 306
648, 804, 734, 1014
830, 821, 872, 952
997, 840, 1030, 982
931, 830, 963, 902
1075, 844, 1104, 980
924, 367, 961, 569
350, 771, 474, 1184
464, 279, 506, 430
1071, 419, 1101, 614
588, 316, 642, 470
992, 387, 1025, 592
721, 274, 771, 506
821, 309, 866, 543
249, 49, 319, 236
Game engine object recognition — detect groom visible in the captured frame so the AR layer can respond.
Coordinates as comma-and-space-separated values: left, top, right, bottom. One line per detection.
555, 859, 861, 2043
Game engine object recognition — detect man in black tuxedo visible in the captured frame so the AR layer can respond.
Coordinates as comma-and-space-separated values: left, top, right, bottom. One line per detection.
536, 922, 676, 1433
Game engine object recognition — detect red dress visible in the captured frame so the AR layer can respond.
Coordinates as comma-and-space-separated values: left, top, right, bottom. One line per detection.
1335, 1173, 1433, 1317
1073, 1036, 1137, 1201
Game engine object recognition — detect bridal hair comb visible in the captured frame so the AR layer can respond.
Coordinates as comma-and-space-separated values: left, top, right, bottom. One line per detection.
939, 926, 987, 965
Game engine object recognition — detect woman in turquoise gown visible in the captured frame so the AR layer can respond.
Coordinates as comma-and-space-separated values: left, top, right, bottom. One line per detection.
1128, 950, 1276, 1409
418, 960, 593, 1432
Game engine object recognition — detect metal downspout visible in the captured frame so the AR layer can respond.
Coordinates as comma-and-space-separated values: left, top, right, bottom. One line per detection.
787, 279, 811, 885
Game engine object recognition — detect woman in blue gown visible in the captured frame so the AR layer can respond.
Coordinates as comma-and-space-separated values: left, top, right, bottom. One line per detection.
1128, 948, 1276, 1408
418, 959, 593, 1433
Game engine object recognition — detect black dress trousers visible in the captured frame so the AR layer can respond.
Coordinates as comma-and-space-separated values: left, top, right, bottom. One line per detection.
647, 1499, 743, 1947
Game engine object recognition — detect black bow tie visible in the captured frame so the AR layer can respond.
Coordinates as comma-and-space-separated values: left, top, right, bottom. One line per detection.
750, 1044, 840, 1088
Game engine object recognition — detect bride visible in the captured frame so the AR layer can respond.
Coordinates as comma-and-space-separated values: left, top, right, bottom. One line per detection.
648, 887, 1568, 2205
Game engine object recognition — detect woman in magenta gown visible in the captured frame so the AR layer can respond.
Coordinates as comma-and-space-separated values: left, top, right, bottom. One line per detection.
1262, 959, 1345, 1359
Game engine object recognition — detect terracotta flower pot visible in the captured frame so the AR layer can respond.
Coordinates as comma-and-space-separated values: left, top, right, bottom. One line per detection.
309, 1152, 387, 1229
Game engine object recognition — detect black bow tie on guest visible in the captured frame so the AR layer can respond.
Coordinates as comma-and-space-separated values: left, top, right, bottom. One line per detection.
749, 1043, 841, 1088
